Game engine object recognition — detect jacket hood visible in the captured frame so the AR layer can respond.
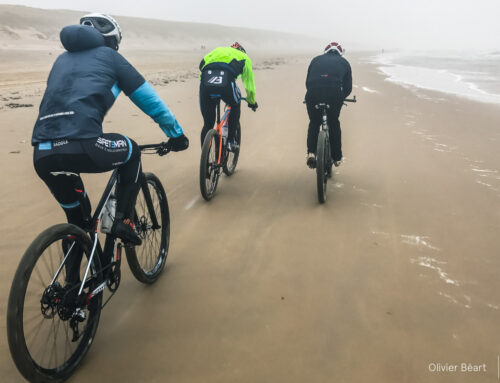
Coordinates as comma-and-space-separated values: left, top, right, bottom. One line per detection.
60, 25, 105, 52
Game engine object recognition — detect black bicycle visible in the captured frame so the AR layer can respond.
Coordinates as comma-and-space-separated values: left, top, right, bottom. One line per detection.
315, 96, 356, 203
199, 97, 252, 201
7, 142, 171, 382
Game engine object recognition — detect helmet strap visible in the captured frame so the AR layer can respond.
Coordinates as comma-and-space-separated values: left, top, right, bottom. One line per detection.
104, 36, 119, 51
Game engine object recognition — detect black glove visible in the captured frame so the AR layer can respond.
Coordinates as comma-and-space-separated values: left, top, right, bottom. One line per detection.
157, 142, 170, 156
167, 134, 189, 152
247, 102, 258, 112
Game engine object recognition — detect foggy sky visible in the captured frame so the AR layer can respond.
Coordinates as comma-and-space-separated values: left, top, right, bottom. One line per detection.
1, 0, 499, 51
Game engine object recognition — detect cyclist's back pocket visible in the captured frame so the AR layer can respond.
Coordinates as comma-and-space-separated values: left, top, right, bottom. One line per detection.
201, 69, 229, 88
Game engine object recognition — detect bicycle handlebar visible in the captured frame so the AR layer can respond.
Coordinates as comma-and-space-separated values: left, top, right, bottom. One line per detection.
344, 95, 357, 103
139, 142, 170, 156
237, 97, 257, 111
302, 95, 357, 105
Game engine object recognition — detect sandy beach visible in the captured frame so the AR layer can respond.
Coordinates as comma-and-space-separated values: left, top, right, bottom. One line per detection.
1, 7, 500, 383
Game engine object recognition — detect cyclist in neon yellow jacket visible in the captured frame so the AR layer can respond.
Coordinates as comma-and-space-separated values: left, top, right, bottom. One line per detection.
199, 42, 258, 150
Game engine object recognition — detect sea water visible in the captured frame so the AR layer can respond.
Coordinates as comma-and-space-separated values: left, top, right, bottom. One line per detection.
371, 51, 500, 104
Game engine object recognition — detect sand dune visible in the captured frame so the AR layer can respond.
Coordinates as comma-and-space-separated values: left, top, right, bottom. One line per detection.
0, 5, 320, 51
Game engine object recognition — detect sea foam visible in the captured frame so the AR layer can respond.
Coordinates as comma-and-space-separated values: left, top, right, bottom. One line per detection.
372, 51, 500, 105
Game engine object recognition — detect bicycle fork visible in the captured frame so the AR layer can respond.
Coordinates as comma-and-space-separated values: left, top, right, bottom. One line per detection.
138, 172, 160, 230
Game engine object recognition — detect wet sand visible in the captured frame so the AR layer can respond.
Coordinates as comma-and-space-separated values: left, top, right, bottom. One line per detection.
0, 51, 500, 382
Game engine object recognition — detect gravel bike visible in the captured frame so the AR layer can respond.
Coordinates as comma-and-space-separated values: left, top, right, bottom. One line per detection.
199, 97, 251, 201
315, 96, 356, 203
7, 142, 171, 382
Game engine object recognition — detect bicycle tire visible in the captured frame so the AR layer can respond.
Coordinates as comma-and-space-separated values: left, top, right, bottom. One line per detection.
200, 129, 220, 201
7, 224, 103, 383
316, 130, 328, 203
223, 122, 241, 176
126, 172, 169, 284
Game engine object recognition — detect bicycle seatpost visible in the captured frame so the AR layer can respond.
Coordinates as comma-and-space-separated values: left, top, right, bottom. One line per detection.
216, 99, 220, 125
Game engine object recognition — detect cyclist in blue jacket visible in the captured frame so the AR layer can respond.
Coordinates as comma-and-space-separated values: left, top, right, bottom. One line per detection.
32, 14, 189, 246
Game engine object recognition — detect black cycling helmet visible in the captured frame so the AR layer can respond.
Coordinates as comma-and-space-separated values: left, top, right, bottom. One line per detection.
231, 42, 246, 54
80, 13, 122, 51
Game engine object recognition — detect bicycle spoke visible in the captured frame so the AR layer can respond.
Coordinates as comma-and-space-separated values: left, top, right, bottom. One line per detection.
53, 317, 61, 368
48, 245, 56, 280
24, 315, 46, 346
63, 321, 72, 363
42, 317, 55, 368
34, 264, 47, 290
23, 312, 45, 326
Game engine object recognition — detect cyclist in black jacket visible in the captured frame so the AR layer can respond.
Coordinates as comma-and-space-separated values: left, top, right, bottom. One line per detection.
305, 42, 352, 168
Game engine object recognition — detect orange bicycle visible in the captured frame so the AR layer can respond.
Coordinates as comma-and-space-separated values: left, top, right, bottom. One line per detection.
199, 96, 249, 200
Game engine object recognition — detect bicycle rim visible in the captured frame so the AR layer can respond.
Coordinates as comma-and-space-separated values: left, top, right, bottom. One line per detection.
316, 130, 328, 203
223, 123, 241, 176
7, 224, 102, 382
126, 173, 169, 284
200, 129, 220, 201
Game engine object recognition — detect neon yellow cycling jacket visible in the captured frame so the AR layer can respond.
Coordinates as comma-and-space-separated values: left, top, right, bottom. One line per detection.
199, 47, 256, 105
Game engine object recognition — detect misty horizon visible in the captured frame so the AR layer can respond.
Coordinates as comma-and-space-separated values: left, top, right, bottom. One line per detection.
0, 0, 499, 51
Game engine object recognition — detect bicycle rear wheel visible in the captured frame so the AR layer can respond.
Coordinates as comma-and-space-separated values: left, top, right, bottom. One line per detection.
316, 130, 329, 203
7, 224, 103, 383
223, 122, 241, 176
200, 129, 221, 201
126, 172, 169, 284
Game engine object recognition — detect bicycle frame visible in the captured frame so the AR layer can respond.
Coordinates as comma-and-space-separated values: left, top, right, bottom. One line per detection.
320, 106, 329, 132
215, 100, 231, 165
316, 103, 331, 146
211, 96, 248, 165
57, 145, 164, 301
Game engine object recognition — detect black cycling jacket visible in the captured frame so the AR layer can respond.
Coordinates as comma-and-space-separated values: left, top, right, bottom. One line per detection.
32, 25, 146, 144
305, 51, 352, 102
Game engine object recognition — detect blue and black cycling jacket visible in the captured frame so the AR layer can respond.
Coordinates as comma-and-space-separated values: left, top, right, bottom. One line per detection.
32, 25, 183, 145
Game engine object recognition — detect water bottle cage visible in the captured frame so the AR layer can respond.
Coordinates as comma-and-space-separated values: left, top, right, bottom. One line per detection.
221, 122, 229, 143
100, 196, 117, 234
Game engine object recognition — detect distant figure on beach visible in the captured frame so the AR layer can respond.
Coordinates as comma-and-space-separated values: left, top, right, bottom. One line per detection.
32, 13, 189, 247
305, 42, 352, 168
198, 42, 258, 151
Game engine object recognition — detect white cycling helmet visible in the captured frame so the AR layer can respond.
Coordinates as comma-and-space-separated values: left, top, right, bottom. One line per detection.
324, 41, 343, 56
80, 13, 122, 50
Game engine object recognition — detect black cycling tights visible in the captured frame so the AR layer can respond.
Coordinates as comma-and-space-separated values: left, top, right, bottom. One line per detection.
199, 80, 241, 146
306, 101, 343, 161
34, 133, 141, 229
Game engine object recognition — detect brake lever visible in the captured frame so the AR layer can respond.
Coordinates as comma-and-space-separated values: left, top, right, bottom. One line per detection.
157, 142, 170, 156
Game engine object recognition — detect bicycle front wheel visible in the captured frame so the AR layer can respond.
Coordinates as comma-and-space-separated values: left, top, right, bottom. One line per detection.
223, 122, 241, 176
316, 130, 329, 203
7, 224, 103, 383
126, 172, 169, 284
200, 129, 221, 201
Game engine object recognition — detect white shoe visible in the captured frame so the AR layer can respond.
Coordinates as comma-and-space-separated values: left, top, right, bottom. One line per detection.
333, 158, 343, 167
227, 141, 239, 152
